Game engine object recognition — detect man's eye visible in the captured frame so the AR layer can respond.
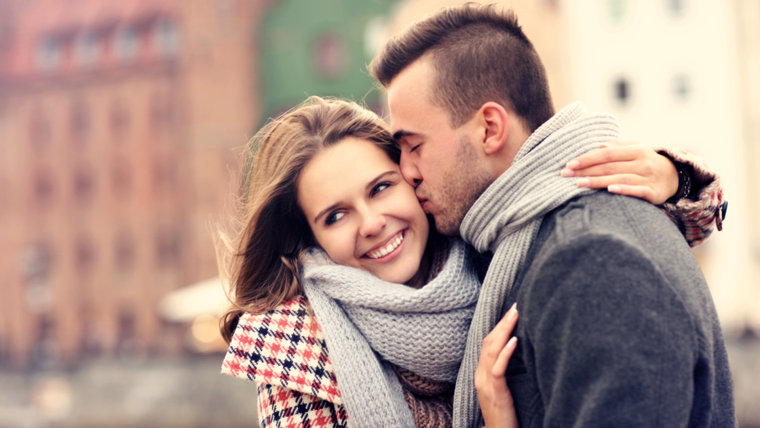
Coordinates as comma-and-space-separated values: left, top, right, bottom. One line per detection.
409, 143, 421, 153
370, 182, 391, 197
325, 211, 345, 225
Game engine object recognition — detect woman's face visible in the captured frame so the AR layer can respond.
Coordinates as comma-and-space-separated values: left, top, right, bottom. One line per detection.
297, 136, 429, 284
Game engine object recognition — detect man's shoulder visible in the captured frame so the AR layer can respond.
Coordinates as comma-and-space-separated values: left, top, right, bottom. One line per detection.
527, 191, 698, 269
541, 191, 678, 246
519, 191, 708, 305
521, 192, 704, 293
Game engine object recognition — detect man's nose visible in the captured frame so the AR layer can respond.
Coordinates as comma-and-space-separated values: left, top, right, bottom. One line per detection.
399, 152, 422, 188
358, 208, 386, 237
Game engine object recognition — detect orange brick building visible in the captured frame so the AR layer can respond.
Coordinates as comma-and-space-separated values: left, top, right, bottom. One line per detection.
0, 0, 269, 367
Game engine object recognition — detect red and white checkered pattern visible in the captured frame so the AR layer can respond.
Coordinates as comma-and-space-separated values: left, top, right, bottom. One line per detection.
665, 186, 724, 247
656, 146, 726, 247
222, 296, 348, 427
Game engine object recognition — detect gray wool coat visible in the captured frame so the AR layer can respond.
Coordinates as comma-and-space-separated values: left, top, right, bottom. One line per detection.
506, 191, 736, 427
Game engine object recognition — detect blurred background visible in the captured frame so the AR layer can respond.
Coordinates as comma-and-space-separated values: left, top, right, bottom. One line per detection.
0, 0, 758, 426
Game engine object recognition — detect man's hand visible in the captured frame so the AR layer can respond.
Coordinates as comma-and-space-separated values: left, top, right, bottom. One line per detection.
475, 303, 519, 428
561, 141, 679, 205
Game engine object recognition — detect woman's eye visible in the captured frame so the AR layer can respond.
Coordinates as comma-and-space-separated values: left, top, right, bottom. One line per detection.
325, 211, 345, 226
370, 182, 391, 197
409, 143, 421, 153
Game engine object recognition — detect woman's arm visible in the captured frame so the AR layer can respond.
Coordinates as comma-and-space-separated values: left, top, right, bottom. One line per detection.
562, 141, 726, 246
475, 303, 520, 428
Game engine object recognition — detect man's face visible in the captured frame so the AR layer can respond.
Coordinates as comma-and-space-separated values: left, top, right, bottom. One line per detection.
387, 56, 492, 236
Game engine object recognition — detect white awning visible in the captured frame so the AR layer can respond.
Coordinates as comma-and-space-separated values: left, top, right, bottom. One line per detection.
159, 277, 230, 322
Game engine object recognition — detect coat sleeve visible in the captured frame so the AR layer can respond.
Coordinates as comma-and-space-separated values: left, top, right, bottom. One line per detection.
656, 146, 726, 247
521, 233, 697, 426
257, 383, 349, 428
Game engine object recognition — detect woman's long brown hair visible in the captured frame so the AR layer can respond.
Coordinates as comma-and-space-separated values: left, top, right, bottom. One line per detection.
219, 97, 402, 343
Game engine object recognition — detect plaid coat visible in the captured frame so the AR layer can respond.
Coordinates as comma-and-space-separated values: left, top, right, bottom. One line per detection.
222, 296, 348, 428
656, 146, 726, 246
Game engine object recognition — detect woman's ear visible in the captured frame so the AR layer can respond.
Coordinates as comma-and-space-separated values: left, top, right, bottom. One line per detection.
479, 102, 509, 156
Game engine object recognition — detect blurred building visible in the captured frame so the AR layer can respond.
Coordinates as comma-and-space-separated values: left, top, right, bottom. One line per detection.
0, 0, 406, 367
0, 0, 268, 367
562, 0, 760, 332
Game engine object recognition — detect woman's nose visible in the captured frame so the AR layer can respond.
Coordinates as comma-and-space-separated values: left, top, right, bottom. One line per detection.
358, 209, 386, 237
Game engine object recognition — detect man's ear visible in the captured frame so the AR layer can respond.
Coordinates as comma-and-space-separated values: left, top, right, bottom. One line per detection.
479, 102, 509, 155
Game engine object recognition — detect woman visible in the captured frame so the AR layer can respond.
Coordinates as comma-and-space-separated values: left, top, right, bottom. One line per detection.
219, 97, 723, 427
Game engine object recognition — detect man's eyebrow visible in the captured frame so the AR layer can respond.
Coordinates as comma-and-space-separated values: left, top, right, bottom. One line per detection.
393, 130, 415, 141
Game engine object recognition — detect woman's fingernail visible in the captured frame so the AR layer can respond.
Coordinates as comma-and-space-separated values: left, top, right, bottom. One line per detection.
599, 143, 610, 149
560, 168, 574, 177
608, 185, 621, 193
577, 178, 590, 187
565, 160, 579, 169
507, 302, 518, 319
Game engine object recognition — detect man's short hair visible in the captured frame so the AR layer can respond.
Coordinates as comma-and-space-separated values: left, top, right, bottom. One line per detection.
370, 3, 554, 132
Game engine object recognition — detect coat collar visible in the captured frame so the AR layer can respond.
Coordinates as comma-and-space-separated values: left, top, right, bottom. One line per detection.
221, 296, 342, 404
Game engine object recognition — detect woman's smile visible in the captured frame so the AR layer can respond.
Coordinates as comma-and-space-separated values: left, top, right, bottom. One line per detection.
364, 230, 406, 260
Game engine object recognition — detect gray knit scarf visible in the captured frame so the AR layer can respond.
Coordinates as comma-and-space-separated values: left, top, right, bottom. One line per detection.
453, 103, 620, 427
301, 238, 481, 428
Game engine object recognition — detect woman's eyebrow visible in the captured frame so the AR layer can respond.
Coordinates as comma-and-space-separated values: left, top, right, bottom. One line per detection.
313, 171, 398, 224
365, 171, 397, 192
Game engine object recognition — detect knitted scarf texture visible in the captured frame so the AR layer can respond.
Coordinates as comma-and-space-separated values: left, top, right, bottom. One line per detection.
301, 238, 481, 428
453, 102, 620, 427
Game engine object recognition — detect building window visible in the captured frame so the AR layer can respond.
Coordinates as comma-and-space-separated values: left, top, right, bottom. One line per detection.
150, 91, 175, 133
156, 227, 182, 268
79, 311, 102, 354
114, 232, 135, 272
313, 32, 347, 80
73, 164, 95, 205
613, 77, 631, 106
673, 73, 691, 101
117, 311, 139, 353
153, 19, 179, 58
70, 100, 91, 144
29, 107, 52, 149
75, 236, 95, 275
608, 0, 627, 23
666, 0, 686, 16
21, 242, 53, 283
21, 243, 54, 313
36, 36, 62, 71
109, 99, 130, 139
111, 157, 132, 195
33, 169, 55, 207
74, 32, 100, 67
153, 158, 177, 191
33, 316, 58, 364
114, 26, 139, 63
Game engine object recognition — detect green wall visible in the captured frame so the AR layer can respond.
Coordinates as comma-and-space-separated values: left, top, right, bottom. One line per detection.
260, 0, 399, 122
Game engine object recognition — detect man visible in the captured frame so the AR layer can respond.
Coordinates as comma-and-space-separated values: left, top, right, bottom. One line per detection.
370, 4, 735, 427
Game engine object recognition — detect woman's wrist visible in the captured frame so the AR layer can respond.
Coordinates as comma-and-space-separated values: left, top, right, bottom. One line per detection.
666, 161, 693, 204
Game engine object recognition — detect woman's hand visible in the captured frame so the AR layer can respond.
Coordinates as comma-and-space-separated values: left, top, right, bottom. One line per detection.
475, 303, 519, 428
561, 141, 679, 205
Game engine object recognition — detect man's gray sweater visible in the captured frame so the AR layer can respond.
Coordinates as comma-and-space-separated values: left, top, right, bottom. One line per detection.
507, 191, 736, 427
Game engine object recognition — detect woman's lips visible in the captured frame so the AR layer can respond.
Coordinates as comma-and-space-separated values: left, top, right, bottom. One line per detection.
365, 230, 405, 260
